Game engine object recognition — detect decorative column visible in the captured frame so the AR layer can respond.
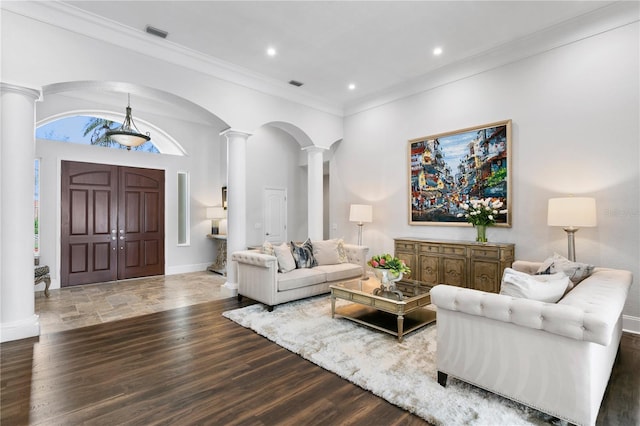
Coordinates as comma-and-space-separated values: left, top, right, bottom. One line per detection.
1, 83, 41, 342
305, 146, 326, 241
221, 129, 251, 294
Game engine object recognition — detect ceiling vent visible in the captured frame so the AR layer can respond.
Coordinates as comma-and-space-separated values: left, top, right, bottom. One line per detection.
146, 26, 168, 39
288, 80, 304, 87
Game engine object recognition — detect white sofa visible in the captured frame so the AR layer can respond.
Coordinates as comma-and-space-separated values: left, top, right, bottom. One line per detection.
232, 243, 369, 311
431, 260, 632, 426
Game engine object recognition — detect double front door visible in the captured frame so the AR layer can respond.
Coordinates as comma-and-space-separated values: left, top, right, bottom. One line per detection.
61, 161, 165, 287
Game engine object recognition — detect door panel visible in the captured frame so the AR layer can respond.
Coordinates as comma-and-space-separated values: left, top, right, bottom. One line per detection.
61, 161, 165, 286
264, 188, 287, 243
62, 161, 118, 286
118, 167, 165, 280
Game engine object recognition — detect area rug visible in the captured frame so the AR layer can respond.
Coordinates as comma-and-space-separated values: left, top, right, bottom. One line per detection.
223, 295, 552, 425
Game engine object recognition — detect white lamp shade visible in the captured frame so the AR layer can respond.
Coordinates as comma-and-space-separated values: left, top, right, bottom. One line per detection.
206, 206, 225, 219
349, 204, 373, 224
547, 197, 597, 228
218, 219, 228, 235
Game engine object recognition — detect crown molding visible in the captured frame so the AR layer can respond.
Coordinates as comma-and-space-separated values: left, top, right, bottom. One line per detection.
344, 1, 640, 116
1, 1, 344, 117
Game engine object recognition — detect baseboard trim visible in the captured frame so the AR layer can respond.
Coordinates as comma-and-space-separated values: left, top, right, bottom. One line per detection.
1, 314, 40, 343
166, 263, 210, 275
623, 315, 640, 335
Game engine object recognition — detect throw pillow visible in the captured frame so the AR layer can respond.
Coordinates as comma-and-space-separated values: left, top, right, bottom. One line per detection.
336, 238, 348, 263
536, 253, 594, 288
261, 241, 275, 256
500, 267, 570, 303
312, 239, 342, 265
273, 242, 296, 273
291, 238, 317, 269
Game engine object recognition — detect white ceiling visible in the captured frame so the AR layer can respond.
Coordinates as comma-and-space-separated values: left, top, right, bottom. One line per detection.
62, 1, 617, 110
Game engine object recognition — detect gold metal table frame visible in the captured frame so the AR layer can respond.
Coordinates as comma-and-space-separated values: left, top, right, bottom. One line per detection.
330, 278, 435, 342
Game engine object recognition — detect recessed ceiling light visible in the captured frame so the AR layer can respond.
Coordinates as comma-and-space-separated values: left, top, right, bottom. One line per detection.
348, 83, 356, 90
433, 47, 443, 56
266, 47, 277, 57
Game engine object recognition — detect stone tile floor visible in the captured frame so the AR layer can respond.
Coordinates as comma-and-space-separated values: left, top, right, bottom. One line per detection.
35, 272, 230, 334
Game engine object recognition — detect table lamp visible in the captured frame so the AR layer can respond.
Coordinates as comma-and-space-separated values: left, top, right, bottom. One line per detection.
349, 204, 373, 246
206, 206, 225, 235
547, 197, 597, 261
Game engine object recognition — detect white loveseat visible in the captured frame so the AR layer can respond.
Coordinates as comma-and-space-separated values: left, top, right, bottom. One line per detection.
431, 260, 632, 426
232, 243, 368, 311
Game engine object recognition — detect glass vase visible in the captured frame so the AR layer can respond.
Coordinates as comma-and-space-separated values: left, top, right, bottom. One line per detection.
475, 224, 487, 243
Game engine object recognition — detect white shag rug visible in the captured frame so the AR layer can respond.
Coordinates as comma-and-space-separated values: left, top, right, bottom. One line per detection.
223, 295, 553, 425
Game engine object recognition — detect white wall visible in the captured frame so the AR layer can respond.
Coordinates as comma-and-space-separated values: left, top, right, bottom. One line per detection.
245, 126, 308, 247
333, 23, 640, 322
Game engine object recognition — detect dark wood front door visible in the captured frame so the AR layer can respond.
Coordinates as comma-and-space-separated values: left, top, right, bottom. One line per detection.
117, 166, 165, 280
61, 161, 165, 287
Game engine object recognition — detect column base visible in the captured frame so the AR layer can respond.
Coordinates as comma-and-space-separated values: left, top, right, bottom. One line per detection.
221, 281, 238, 297
1, 314, 40, 343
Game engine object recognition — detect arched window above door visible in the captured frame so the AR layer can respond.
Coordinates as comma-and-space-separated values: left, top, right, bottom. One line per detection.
36, 115, 160, 153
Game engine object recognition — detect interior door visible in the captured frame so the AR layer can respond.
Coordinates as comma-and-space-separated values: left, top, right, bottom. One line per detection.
118, 167, 165, 279
61, 161, 165, 286
61, 161, 118, 286
264, 188, 287, 244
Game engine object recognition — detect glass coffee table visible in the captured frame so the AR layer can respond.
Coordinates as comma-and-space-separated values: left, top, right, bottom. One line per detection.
330, 278, 435, 342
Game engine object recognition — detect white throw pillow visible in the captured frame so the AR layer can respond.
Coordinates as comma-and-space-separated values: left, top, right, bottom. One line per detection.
312, 239, 342, 265
500, 267, 570, 303
261, 241, 275, 256
536, 253, 594, 288
273, 242, 296, 273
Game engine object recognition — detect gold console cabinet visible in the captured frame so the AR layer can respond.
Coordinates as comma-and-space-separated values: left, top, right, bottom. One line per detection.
394, 238, 515, 294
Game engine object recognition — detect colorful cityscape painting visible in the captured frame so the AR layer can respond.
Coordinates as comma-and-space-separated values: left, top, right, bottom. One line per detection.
409, 120, 511, 226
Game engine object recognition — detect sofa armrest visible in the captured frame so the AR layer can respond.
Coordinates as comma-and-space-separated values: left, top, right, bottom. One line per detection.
231, 250, 277, 268
431, 284, 624, 346
342, 244, 369, 269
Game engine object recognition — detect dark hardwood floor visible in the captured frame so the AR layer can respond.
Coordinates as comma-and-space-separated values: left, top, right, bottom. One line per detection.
1, 297, 639, 425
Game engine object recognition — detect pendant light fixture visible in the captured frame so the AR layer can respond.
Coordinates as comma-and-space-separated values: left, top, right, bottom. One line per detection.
106, 93, 150, 150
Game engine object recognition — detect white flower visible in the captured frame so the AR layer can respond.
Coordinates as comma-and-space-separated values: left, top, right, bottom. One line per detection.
499, 209, 508, 214
493, 210, 498, 214
488, 215, 494, 220
485, 206, 491, 211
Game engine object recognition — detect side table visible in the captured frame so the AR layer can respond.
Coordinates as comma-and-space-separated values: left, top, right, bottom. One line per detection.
207, 234, 227, 276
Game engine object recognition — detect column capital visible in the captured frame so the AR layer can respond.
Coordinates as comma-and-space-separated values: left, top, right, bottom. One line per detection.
302, 146, 328, 154
220, 128, 253, 140
0, 82, 41, 100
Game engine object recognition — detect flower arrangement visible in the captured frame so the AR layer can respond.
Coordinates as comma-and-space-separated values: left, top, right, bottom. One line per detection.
367, 253, 411, 276
457, 198, 508, 226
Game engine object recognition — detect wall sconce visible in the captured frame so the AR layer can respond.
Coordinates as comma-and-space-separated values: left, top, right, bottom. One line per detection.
547, 197, 597, 261
206, 206, 225, 235
349, 204, 373, 246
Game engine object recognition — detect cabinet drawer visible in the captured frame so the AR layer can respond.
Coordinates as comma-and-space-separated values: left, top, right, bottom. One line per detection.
471, 247, 499, 259
419, 244, 440, 254
395, 241, 416, 251
442, 245, 466, 256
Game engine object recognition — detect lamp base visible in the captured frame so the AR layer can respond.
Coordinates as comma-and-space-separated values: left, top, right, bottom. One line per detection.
563, 227, 578, 262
